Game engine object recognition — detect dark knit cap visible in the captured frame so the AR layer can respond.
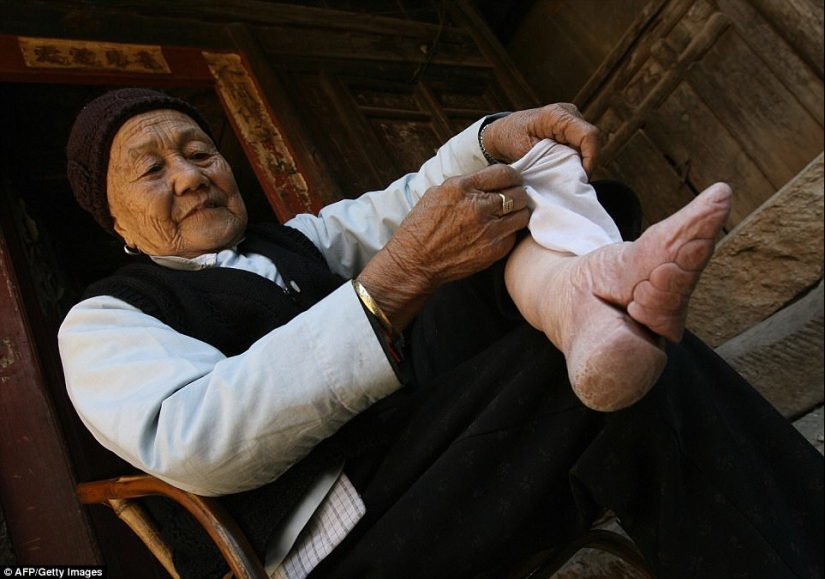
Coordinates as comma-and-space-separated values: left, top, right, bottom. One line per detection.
66, 87, 215, 234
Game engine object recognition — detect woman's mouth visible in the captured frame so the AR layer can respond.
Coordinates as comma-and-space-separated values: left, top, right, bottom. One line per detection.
186, 202, 220, 218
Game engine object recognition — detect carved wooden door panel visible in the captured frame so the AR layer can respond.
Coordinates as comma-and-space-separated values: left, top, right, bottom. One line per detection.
280, 72, 510, 201
238, 3, 539, 204
577, 0, 823, 232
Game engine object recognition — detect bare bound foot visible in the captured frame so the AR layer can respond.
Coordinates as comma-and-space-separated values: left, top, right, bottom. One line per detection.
505, 183, 732, 411
589, 182, 733, 342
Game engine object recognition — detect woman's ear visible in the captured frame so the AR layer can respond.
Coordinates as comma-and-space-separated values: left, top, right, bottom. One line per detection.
112, 217, 134, 249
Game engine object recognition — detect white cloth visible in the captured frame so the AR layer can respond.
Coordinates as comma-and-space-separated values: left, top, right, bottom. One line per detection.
512, 138, 622, 255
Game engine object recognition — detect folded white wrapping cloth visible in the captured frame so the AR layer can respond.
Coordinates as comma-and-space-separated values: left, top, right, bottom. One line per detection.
511, 139, 622, 256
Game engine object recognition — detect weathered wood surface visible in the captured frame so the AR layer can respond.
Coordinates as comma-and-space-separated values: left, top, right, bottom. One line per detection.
747, 0, 824, 78
687, 28, 823, 191
578, 0, 824, 232
714, 0, 823, 125
643, 80, 776, 226
266, 48, 516, 201
253, 24, 485, 69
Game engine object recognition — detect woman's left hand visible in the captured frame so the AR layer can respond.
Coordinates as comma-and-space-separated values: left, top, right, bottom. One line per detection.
357, 163, 530, 332
481, 103, 602, 175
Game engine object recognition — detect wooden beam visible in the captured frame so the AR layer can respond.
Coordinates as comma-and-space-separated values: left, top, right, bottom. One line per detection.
42, 0, 463, 39
445, 2, 540, 111
0, 1, 232, 49
251, 25, 485, 70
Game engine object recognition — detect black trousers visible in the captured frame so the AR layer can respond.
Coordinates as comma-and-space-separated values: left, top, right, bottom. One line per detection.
307, 268, 824, 579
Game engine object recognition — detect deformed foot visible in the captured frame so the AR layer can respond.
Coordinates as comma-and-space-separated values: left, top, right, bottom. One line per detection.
563, 294, 667, 411
590, 182, 733, 343
505, 182, 733, 411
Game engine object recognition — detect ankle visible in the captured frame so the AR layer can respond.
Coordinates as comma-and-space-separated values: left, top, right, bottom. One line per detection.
504, 239, 574, 347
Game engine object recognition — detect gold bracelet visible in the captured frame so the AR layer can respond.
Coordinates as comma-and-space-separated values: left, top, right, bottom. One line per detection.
352, 279, 400, 340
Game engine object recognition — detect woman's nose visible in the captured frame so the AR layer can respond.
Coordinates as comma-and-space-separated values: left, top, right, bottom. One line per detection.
171, 158, 209, 195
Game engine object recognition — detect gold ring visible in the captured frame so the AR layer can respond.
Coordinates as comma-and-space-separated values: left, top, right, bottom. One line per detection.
498, 192, 514, 215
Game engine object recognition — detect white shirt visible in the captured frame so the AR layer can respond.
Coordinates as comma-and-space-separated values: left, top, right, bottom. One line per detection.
58, 118, 619, 576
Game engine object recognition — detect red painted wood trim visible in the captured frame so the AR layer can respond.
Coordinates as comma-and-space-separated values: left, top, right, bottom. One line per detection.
0, 224, 100, 563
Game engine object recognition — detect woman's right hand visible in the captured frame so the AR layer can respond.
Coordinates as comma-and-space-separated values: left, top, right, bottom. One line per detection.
357, 163, 530, 331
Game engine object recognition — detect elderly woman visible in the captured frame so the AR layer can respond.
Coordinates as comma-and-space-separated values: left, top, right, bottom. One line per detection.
59, 89, 822, 579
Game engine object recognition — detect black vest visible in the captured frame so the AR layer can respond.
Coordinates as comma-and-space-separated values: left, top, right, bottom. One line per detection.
83, 224, 384, 578
85, 223, 345, 356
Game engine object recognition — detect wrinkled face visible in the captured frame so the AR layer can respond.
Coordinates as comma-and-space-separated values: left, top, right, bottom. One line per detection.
107, 109, 248, 258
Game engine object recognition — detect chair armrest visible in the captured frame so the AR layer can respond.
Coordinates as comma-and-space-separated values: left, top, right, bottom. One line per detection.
77, 474, 269, 579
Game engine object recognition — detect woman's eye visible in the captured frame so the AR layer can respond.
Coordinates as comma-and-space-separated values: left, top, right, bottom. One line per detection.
141, 164, 162, 177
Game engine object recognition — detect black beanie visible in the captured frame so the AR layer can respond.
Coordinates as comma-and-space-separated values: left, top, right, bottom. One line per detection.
66, 87, 215, 235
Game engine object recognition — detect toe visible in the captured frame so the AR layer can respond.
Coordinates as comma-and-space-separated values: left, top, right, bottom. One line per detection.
648, 261, 703, 294
628, 297, 687, 343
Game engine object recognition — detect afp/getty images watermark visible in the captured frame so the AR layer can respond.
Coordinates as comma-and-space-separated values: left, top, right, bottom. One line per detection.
2, 567, 106, 578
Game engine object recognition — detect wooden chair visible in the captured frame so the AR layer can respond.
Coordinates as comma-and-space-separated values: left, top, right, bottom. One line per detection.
76, 474, 268, 579
77, 473, 656, 579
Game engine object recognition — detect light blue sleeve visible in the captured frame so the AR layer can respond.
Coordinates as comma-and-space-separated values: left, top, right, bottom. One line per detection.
286, 117, 488, 278
58, 285, 401, 496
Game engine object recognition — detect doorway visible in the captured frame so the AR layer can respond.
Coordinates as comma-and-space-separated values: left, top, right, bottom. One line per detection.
0, 80, 278, 574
